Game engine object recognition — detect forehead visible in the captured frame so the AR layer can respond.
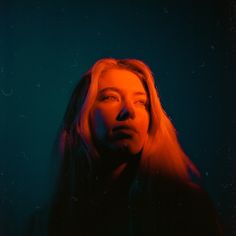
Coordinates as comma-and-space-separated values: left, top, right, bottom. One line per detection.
98, 68, 146, 93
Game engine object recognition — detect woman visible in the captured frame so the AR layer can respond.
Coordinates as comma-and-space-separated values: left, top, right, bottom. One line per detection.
48, 58, 223, 236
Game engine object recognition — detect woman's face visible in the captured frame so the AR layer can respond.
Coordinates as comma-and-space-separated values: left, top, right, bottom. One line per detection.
90, 68, 150, 156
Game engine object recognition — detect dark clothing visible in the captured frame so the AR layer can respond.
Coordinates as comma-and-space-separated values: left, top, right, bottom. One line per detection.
43, 174, 223, 236
30, 156, 223, 236
129, 178, 223, 236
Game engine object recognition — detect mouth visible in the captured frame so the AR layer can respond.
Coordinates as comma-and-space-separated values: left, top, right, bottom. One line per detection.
112, 125, 137, 133
112, 132, 132, 140
111, 126, 136, 141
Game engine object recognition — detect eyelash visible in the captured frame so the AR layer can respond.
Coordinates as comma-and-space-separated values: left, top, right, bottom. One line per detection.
100, 95, 147, 107
135, 100, 146, 105
100, 95, 119, 101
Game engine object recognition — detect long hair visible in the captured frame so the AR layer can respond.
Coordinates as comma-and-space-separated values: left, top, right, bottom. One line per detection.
61, 58, 199, 181
48, 58, 200, 235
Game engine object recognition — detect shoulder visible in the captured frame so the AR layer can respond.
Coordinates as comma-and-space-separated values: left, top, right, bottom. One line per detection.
174, 181, 224, 235
146, 176, 224, 235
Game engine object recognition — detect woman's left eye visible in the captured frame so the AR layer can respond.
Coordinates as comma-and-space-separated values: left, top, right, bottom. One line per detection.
135, 100, 146, 106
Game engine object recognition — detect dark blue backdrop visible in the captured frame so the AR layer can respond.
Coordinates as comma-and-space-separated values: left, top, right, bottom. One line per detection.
0, 0, 235, 235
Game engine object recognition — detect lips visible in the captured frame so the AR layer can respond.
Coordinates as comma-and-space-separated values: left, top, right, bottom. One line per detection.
111, 125, 137, 140
112, 125, 137, 133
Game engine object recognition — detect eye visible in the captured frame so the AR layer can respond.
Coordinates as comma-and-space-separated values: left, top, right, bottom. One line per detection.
135, 100, 147, 106
100, 95, 119, 102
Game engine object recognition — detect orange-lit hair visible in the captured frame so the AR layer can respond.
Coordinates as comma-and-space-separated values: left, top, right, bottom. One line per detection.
61, 58, 199, 182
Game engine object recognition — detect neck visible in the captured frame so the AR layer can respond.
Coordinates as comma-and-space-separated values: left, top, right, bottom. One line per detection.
98, 149, 140, 176
112, 162, 128, 180
92, 151, 140, 194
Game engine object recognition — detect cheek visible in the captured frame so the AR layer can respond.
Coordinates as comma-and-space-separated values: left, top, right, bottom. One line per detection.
91, 108, 114, 136
137, 111, 150, 134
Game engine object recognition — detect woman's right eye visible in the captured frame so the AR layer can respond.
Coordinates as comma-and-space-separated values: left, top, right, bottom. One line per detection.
100, 95, 119, 101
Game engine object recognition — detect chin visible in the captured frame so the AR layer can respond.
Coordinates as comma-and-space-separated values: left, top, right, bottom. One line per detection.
112, 140, 142, 155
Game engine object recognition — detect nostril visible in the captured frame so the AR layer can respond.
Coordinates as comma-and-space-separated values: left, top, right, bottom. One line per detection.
117, 106, 135, 121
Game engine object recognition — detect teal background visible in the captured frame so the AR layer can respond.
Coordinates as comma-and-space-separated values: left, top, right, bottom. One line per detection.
0, 0, 235, 235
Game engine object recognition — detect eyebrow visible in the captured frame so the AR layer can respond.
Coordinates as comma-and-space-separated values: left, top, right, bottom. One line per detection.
98, 87, 147, 96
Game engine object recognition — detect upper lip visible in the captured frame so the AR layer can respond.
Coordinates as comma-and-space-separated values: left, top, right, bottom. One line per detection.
112, 125, 137, 133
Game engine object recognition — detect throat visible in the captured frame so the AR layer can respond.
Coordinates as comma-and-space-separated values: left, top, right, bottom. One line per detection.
93, 153, 140, 197
112, 162, 128, 180
99, 151, 141, 179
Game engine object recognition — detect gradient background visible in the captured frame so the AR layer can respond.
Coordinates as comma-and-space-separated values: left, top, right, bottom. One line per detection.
0, 0, 235, 235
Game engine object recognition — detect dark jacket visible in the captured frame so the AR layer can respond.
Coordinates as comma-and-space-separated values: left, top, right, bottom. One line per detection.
42, 173, 223, 236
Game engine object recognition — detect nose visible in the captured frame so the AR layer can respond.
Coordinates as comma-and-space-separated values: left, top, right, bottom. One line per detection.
117, 101, 135, 121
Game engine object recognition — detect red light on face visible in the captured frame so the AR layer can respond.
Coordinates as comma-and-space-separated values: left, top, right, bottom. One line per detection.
90, 69, 149, 155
